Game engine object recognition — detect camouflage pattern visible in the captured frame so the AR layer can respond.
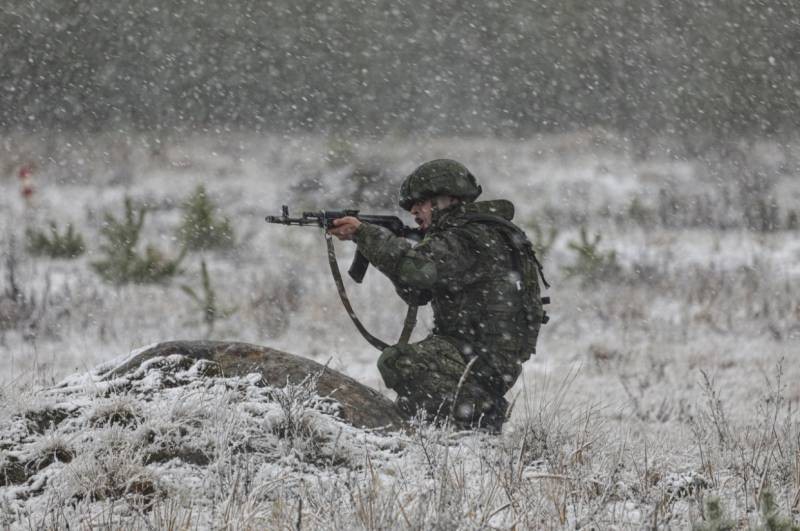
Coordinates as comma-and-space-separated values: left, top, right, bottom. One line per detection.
399, 159, 483, 210
355, 198, 542, 430
378, 336, 508, 430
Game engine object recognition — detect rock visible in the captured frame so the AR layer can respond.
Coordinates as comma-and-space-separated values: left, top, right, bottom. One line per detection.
100, 340, 407, 431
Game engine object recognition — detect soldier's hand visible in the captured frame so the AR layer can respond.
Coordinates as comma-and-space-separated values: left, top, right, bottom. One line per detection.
327, 216, 362, 241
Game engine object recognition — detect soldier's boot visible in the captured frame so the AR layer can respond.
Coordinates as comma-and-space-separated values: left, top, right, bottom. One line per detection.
448, 395, 506, 433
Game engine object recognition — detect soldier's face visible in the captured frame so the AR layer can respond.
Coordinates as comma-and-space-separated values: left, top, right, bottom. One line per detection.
411, 196, 461, 231
410, 199, 433, 231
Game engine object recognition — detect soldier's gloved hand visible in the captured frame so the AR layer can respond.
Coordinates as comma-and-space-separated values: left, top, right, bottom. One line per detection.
327, 216, 362, 241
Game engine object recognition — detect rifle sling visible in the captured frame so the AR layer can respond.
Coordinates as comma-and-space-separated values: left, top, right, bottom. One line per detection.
326, 236, 417, 351
398, 304, 418, 345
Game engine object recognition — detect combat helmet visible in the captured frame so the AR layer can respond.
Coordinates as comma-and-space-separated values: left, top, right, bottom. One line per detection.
399, 159, 482, 211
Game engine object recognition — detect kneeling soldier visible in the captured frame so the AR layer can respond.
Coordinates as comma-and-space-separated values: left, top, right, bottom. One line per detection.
328, 159, 547, 432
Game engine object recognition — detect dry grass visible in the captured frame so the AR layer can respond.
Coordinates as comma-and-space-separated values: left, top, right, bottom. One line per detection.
1, 132, 799, 528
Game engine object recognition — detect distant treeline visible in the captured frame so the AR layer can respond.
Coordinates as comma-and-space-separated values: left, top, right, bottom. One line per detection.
1, 0, 798, 138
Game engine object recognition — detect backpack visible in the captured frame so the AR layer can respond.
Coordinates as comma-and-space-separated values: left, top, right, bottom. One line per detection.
463, 213, 551, 354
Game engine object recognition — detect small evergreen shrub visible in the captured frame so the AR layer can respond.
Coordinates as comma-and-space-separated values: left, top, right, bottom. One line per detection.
626, 196, 656, 227
180, 260, 235, 337
758, 487, 799, 531
527, 219, 558, 260
92, 197, 184, 284
176, 185, 234, 250
25, 221, 86, 259
563, 226, 621, 284
693, 496, 735, 531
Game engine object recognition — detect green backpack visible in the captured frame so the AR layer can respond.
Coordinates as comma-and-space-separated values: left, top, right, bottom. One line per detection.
463, 213, 550, 354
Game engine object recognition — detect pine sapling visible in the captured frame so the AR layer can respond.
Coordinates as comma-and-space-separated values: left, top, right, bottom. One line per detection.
91, 197, 145, 283
92, 197, 185, 284
759, 487, 799, 531
527, 218, 558, 260
176, 185, 234, 250
693, 496, 735, 531
26, 221, 86, 258
180, 260, 235, 337
563, 226, 621, 284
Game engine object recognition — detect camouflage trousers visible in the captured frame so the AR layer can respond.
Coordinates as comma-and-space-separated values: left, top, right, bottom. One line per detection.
377, 335, 509, 431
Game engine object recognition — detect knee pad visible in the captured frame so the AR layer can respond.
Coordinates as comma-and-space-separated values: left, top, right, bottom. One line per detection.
378, 343, 420, 388
377, 345, 404, 387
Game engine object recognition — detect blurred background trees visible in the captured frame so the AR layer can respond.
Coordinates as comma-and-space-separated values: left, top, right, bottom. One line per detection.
1, 0, 797, 142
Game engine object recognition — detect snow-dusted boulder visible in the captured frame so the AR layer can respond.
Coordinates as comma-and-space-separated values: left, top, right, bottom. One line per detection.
1, 340, 413, 523
98, 340, 407, 431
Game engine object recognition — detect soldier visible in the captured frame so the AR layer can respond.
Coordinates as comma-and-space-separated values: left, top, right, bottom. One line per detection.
328, 159, 547, 431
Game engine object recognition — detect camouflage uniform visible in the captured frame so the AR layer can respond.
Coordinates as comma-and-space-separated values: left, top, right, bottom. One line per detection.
355, 198, 543, 430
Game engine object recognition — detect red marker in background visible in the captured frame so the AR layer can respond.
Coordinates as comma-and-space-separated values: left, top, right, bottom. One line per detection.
18, 163, 34, 201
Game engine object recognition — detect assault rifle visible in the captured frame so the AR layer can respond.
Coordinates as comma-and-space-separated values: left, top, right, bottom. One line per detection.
265, 205, 423, 283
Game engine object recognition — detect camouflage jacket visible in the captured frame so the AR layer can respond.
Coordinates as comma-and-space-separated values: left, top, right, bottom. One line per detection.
355, 200, 535, 364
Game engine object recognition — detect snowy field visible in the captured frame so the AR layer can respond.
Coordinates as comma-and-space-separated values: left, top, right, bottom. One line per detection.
1, 131, 799, 528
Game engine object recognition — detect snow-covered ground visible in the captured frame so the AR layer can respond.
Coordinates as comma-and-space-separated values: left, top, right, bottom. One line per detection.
1, 131, 799, 528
